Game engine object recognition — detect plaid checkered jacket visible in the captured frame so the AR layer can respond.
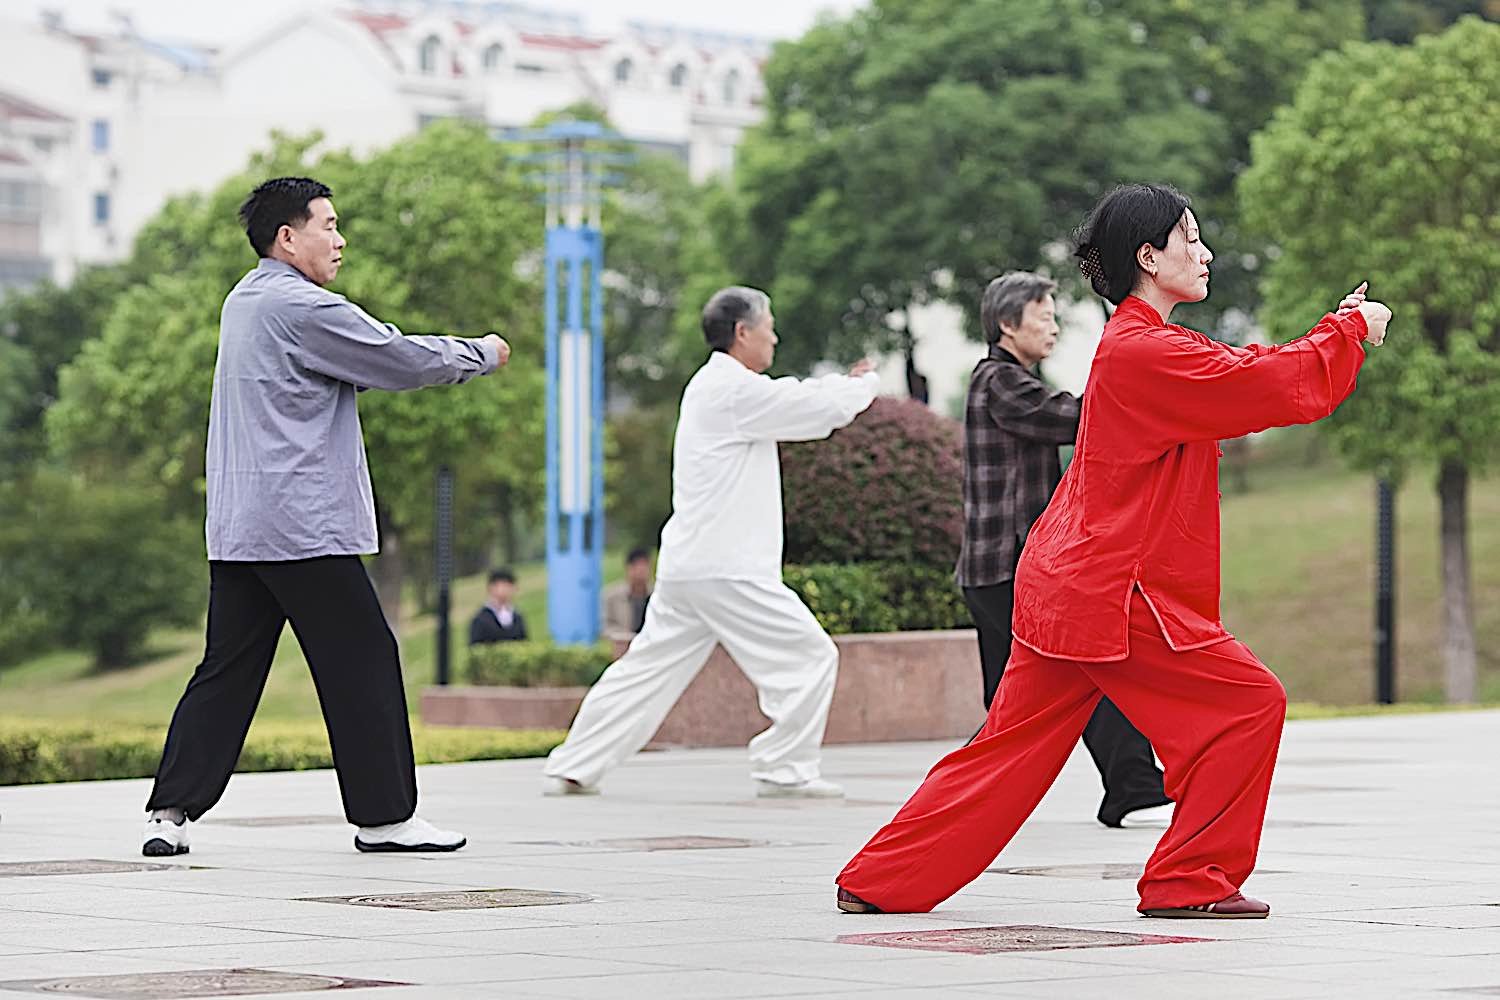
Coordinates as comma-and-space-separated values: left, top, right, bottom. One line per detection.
955, 345, 1081, 588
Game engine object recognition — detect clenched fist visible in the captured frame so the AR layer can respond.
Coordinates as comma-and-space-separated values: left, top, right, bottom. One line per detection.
483, 332, 511, 368
1355, 301, 1391, 347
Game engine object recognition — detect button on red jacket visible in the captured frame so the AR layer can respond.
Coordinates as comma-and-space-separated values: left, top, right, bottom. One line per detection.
1012, 295, 1369, 662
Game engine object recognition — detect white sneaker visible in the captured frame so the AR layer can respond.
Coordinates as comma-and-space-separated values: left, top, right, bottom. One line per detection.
142, 815, 190, 857
1119, 802, 1175, 828
541, 776, 598, 797
354, 815, 466, 853
755, 777, 845, 799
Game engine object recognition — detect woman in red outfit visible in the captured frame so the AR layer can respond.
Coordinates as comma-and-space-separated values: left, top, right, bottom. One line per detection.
837, 184, 1391, 920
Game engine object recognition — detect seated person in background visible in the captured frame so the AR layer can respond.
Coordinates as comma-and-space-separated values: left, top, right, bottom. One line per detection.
469, 568, 527, 644
603, 547, 654, 638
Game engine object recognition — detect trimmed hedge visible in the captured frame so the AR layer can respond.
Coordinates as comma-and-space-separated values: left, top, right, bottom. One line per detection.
0, 717, 563, 786
467, 640, 614, 687
784, 562, 970, 635
781, 397, 963, 572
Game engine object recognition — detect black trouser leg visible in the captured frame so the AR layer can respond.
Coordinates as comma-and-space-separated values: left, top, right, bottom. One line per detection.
1084, 696, 1170, 827
963, 583, 1015, 709
147, 563, 285, 821
962, 583, 1168, 826
256, 556, 416, 828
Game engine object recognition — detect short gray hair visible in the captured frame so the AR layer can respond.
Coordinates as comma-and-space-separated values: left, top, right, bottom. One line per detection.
701, 285, 770, 352
980, 271, 1057, 343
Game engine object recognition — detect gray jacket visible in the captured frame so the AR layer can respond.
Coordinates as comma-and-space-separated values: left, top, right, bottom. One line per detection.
205, 258, 498, 561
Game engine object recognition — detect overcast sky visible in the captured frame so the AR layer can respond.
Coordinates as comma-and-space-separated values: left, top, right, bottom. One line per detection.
25, 0, 865, 46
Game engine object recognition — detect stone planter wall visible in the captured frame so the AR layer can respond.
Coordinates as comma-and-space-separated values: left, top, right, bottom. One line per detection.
421, 629, 985, 747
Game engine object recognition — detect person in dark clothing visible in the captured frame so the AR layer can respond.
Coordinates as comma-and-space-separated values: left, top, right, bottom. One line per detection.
955, 271, 1169, 828
469, 568, 527, 644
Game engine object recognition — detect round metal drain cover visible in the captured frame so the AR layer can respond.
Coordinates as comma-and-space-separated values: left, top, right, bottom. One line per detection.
0, 859, 190, 877
2, 968, 402, 997
836, 925, 1206, 954
301, 888, 592, 910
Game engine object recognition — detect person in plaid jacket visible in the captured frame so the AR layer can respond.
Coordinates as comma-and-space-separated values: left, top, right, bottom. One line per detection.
956, 271, 1168, 828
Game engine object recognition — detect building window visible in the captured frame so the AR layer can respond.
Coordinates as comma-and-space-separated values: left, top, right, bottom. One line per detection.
91, 119, 110, 153
722, 68, 741, 105
93, 192, 111, 225
614, 58, 633, 84
482, 43, 504, 72
669, 63, 688, 89
418, 35, 441, 75
91, 67, 112, 88
0, 180, 44, 218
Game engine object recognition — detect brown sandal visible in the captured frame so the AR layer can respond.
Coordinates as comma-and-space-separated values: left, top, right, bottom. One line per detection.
1142, 891, 1270, 919
836, 886, 882, 913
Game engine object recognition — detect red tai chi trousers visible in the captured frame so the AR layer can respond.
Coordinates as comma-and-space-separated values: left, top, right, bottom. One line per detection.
838, 590, 1287, 913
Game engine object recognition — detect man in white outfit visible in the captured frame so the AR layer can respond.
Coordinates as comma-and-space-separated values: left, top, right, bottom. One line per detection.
543, 286, 879, 799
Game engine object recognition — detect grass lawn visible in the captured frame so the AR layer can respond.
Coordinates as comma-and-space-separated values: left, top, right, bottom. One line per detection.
0, 557, 623, 727
1220, 427, 1500, 705
3, 430, 1497, 726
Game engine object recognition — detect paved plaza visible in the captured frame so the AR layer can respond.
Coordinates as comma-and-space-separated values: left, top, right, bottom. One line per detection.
0, 710, 1497, 999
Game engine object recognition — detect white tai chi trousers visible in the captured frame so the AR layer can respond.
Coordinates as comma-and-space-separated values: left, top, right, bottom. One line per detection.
544, 578, 839, 787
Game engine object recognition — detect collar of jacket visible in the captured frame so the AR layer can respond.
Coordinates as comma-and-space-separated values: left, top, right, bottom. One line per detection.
988, 343, 1025, 366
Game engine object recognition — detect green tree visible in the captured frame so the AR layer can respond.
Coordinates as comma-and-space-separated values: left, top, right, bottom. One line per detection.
730, 0, 1224, 373
47, 274, 223, 513
1239, 16, 1500, 701
1362, 0, 1500, 41
1102, 1, 1365, 336
0, 471, 202, 669
0, 265, 136, 472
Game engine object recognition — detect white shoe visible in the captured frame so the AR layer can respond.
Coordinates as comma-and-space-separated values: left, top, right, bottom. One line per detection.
354, 815, 466, 853
541, 775, 598, 797
142, 815, 190, 857
1119, 802, 1175, 828
755, 777, 845, 799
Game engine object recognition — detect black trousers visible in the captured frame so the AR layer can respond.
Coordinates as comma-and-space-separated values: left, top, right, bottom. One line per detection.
963, 582, 1169, 826
147, 557, 417, 827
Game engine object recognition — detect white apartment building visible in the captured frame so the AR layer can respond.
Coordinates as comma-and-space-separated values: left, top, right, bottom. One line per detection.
0, 1, 769, 294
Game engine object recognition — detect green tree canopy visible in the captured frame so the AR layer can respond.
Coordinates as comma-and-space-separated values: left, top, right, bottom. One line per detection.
1239, 16, 1500, 700
730, 0, 1227, 370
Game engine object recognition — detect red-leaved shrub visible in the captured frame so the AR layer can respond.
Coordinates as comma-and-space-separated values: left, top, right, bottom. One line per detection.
780, 396, 962, 571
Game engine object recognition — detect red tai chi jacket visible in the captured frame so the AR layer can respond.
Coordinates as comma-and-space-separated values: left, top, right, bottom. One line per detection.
1011, 295, 1369, 663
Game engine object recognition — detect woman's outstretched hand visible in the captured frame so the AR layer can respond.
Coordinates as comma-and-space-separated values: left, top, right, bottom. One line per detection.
1335, 281, 1368, 316
1356, 300, 1392, 346
1336, 282, 1390, 346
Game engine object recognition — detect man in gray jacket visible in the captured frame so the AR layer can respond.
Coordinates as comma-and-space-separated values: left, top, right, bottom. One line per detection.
142, 177, 509, 857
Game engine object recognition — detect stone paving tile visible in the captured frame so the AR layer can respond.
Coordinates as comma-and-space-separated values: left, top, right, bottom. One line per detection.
92, 937, 488, 969
512, 968, 936, 1000
263, 953, 696, 986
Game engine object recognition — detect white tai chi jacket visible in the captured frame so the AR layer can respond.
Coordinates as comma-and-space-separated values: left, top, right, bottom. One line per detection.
655, 351, 880, 584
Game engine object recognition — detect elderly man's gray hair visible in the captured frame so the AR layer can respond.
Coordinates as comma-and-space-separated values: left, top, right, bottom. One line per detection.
701, 286, 771, 352
980, 272, 1057, 344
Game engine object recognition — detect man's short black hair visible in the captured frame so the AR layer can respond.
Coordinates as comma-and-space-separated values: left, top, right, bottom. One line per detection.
238, 177, 333, 257
487, 568, 517, 585
625, 548, 651, 565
